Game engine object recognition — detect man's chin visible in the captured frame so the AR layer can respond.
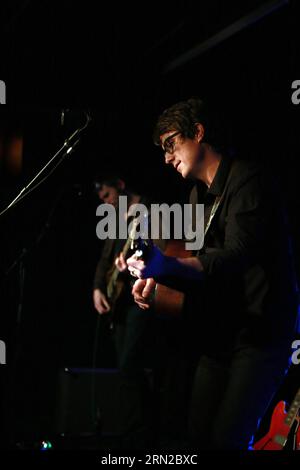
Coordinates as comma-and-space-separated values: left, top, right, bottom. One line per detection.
180, 167, 191, 179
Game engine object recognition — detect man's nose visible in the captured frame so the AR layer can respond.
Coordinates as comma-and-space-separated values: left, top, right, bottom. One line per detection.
165, 152, 174, 164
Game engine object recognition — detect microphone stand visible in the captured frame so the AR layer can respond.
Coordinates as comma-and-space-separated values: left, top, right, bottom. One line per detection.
3, 189, 65, 448
0, 111, 91, 217
1, 110, 91, 447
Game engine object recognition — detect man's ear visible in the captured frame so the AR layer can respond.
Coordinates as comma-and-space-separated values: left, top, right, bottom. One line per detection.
117, 179, 126, 191
195, 123, 205, 142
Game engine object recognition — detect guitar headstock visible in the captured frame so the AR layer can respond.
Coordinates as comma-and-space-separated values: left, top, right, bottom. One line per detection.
131, 237, 154, 263
128, 212, 149, 240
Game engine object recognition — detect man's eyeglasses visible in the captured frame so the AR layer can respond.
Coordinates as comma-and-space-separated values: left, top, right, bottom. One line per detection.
161, 131, 181, 155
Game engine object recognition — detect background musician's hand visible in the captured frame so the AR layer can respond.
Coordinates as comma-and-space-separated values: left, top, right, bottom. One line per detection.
93, 288, 111, 314
115, 252, 127, 272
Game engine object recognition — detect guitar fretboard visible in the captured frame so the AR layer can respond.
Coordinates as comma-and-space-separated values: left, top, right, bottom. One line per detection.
285, 388, 300, 427
107, 218, 138, 292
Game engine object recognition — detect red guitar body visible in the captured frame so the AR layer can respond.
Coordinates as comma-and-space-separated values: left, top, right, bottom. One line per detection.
254, 401, 299, 450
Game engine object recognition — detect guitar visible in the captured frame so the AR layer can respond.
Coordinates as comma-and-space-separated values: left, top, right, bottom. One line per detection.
105, 218, 139, 321
254, 387, 300, 450
133, 237, 192, 317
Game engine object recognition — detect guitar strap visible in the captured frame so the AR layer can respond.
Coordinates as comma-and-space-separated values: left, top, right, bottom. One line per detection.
201, 161, 235, 248
204, 195, 221, 237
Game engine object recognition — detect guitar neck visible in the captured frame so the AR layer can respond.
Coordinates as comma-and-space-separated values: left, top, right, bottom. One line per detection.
108, 228, 135, 287
121, 234, 133, 259
285, 388, 300, 428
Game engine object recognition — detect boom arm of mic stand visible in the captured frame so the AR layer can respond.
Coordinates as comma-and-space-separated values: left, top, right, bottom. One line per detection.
0, 119, 88, 218
5, 139, 81, 210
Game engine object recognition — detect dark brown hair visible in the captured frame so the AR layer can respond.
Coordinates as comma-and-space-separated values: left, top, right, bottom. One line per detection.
93, 174, 124, 193
153, 97, 219, 148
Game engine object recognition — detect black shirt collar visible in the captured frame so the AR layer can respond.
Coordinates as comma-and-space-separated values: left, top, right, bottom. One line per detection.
207, 155, 232, 196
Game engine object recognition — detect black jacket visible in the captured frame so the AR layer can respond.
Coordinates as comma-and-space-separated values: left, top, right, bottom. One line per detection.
186, 156, 299, 350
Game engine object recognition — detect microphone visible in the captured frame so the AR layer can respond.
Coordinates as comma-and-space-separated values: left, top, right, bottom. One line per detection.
60, 108, 70, 126
61, 109, 91, 147
85, 109, 92, 122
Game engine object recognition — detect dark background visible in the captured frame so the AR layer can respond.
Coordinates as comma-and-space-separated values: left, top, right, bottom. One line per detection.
0, 0, 299, 446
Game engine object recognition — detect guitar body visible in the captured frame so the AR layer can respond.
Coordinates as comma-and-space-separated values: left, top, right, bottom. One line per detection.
106, 266, 125, 306
296, 420, 300, 450
107, 282, 125, 314
105, 264, 127, 325
154, 240, 192, 317
104, 218, 140, 324
254, 401, 291, 450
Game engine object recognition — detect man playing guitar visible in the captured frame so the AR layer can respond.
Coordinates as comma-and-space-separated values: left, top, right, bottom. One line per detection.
93, 174, 155, 449
127, 97, 299, 450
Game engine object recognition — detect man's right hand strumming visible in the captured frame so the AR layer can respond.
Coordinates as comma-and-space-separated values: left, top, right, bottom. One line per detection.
131, 278, 156, 310
93, 288, 111, 314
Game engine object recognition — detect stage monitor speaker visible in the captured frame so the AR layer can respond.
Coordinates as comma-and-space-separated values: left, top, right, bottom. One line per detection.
55, 367, 120, 436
